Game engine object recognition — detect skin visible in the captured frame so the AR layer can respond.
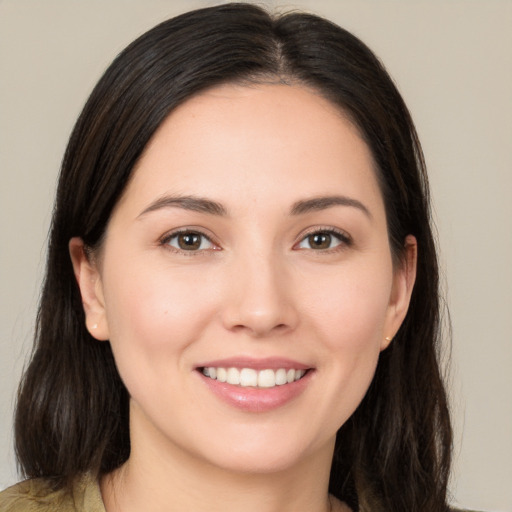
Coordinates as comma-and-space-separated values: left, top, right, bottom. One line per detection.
70, 83, 416, 512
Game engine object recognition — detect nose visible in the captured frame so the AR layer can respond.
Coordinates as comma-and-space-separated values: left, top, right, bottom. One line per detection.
221, 251, 299, 338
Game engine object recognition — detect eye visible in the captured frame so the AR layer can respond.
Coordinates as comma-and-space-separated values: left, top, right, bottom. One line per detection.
295, 229, 351, 251
162, 230, 217, 252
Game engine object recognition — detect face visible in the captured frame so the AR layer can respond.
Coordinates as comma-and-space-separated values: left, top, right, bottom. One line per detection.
71, 84, 416, 476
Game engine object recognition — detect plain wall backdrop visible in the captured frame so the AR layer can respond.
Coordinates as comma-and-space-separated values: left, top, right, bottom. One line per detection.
1, 1, 511, 510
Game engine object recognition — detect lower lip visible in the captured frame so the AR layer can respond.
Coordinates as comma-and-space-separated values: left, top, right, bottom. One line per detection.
198, 370, 313, 413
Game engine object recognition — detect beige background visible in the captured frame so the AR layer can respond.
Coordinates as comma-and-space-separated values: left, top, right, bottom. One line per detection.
1, 1, 511, 510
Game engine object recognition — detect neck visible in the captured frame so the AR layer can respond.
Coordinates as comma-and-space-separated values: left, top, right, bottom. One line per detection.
100, 406, 344, 512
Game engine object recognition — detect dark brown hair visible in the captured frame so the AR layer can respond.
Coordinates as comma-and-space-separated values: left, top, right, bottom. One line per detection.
15, 4, 452, 511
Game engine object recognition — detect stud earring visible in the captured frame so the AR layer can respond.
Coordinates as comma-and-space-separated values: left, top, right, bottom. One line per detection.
385, 336, 393, 342
91, 323, 98, 330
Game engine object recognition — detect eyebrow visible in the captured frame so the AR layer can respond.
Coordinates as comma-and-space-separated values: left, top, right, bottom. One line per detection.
138, 193, 370, 219
290, 195, 372, 218
138, 194, 228, 218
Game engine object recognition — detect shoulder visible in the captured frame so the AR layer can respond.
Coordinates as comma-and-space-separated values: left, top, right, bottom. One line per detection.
0, 474, 105, 512
0, 478, 72, 512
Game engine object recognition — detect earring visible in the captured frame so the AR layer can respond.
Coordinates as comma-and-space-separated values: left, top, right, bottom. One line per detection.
385, 336, 393, 342
91, 323, 98, 330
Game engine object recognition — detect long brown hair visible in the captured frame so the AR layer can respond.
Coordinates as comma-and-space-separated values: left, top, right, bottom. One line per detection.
15, 4, 451, 510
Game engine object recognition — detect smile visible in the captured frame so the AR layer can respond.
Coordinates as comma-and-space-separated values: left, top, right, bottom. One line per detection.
201, 367, 307, 388
197, 358, 313, 412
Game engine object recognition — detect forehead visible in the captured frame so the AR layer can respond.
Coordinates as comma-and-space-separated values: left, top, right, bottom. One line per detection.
116, 83, 383, 218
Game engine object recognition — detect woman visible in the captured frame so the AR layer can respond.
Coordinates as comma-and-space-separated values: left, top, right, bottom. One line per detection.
0, 3, 470, 511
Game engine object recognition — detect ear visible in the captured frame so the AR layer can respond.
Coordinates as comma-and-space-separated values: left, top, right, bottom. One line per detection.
69, 237, 109, 341
381, 235, 417, 350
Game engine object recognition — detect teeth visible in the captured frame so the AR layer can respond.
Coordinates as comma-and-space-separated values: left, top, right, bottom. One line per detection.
201, 367, 307, 388
217, 367, 227, 383
258, 369, 275, 388
226, 367, 240, 385
240, 368, 257, 387
275, 368, 287, 385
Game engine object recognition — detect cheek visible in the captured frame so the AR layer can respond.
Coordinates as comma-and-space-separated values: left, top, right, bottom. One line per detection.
99, 259, 224, 428
100, 257, 220, 372
298, 260, 393, 419
302, 260, 393, 349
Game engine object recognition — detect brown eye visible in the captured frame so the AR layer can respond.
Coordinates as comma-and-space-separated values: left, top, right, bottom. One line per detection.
165, 231, 215, 251
296, 229, 349, 251
178, 233, 201, 250
308, 233, 332, 250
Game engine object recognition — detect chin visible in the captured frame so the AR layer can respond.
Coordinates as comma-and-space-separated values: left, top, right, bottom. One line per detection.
188, 426, 335, 476
205, 447, 311, 475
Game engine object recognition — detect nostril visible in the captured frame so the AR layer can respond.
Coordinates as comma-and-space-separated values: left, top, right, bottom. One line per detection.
220, 289, 299, 337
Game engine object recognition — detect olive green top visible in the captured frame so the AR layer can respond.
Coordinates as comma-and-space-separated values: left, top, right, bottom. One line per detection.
0, 474, 105, 512
0, 474, 480, 512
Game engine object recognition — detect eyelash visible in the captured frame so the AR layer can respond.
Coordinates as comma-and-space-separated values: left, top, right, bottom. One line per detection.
159, 229, 219, 255
294, 227, 352, 252
159, 226, 352, 255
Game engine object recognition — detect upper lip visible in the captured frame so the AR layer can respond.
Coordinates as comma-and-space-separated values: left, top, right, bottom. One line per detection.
196, 357, 311, 371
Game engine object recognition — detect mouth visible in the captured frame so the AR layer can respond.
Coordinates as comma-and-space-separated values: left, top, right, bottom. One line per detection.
195, 359, 313, 412
199, 366, 308, 389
